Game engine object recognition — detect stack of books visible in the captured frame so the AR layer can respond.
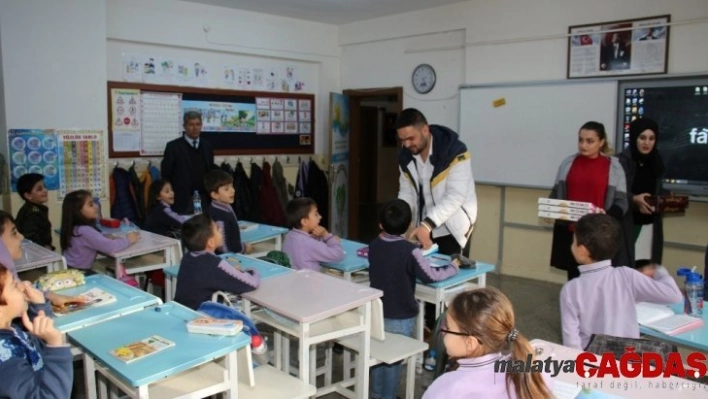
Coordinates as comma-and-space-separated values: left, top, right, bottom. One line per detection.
538, 198, 600, 222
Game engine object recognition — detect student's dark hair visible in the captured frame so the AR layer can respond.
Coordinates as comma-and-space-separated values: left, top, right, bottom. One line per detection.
574, 214, 621, 262
183, 110, 202, 125
0, 211, 16, 236
286, 198, 316, 229
16, 173, 45, 201
448, 288, 553, 399
579, 121, 612, 155
181, 213, 215, 251
0, 263, 9, 305
147, 179, 170, 211
394, 108, 428, 130
60, 190, 95, 251
635, 259, 653, 269
378, 199, 411, 236
204, 170, 234, 195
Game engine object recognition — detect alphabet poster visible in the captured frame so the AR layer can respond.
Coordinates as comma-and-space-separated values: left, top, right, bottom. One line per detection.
57, 130, 105, 199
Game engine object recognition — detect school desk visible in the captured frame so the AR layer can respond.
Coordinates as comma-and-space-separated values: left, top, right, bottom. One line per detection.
94, 230, 182, 277
241, 270, 382, 399
162, 253, 292, 301
531, 339, 708, 399
639, 303, 708, 352
240, 221, 288, 257
319, 239, 369, 280
53, 274, 161, 334
68, 301, 251, 399
15, 239, 66, 273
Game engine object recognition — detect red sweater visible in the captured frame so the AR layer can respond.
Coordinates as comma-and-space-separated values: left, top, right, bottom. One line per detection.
566, 155, 610, 209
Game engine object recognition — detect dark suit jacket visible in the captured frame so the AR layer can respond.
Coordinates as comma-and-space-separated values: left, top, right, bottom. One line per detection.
161, 135, 215, 214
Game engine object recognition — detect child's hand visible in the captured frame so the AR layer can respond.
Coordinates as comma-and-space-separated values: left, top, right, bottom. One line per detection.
21, 310, 63, 347
21, 281, 46, 304
243, 243, 254, 254
126, 231, 140, 244
638, 264, 658, 278
330, 235, 341, 244
312, 226, 329, 238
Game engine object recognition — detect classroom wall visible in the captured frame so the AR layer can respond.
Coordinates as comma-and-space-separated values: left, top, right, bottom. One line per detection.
339, 0, 708, 282
0, 0, 108, 244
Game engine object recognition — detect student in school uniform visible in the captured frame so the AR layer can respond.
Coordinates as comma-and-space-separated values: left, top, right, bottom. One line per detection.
282, 197, 345, 271
15, 173, 54, 250
0, 211, 81, 308
549, 121, 629, 280
205, 170, 253, 254
560, 214, 682, 350
174, 214, 260, 310
369, 199, 459, 399
0, 263, 73, 398
144, 179, 187, 238
60, 190, 140, 274
423, 288, 553, 399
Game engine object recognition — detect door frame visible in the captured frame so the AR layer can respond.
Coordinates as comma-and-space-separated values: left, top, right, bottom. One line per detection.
342, 87, 403, 239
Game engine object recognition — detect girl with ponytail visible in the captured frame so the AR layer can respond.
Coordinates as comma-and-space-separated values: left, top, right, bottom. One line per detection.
423, 288, 553, 399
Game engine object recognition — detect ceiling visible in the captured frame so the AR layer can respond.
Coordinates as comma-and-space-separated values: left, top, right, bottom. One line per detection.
182, 0, 468, 25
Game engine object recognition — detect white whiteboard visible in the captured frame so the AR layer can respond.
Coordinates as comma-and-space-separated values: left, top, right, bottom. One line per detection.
459, 80, 618, 188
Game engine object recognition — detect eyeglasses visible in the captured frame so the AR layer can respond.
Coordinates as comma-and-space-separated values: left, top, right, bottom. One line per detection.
439, 328, 473, 337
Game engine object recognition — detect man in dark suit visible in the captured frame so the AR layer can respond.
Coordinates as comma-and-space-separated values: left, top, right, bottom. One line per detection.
600, 33, 630, 71
161, 111, 215, 214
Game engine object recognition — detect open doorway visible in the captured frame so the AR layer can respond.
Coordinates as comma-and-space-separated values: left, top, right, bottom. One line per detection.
343, 87, 402, 242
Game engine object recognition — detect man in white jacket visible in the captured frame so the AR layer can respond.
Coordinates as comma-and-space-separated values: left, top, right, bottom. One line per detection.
396, 108, 478, 256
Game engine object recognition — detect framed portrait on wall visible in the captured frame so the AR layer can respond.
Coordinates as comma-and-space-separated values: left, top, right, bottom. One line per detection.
567, 15, 670, 79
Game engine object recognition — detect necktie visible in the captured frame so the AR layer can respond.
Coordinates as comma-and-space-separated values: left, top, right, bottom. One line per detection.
192, 139, 198, 149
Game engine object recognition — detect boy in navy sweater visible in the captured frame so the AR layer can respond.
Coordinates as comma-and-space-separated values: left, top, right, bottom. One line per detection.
15, 173, 54, 249
174, 214, 260, 310
205, 170, 253, 254
368, 199, 459, 399
0, 263, 72, 398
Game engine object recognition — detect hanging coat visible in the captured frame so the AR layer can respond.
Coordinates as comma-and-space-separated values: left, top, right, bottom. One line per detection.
233, 162, 254, 221
306, 159, 330, 229
272, 159, 290, 212
129, 165, 146, 224
258, 162, 286, 227
249, 162, 264, 222
110, 167, 139, 222
294, 160, 309, 198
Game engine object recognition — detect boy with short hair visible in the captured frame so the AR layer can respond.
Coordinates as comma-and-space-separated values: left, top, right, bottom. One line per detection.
368, 199, 460, 399
560, 214, 682, 350
174, 214, 260, 310
205, 170, 252, 254
15, 173, 53, 249
0, 264, 73, 398
282, 197, 345, 271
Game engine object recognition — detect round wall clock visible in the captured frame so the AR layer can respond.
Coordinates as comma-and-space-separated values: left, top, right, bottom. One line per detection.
412, 64, 436, 94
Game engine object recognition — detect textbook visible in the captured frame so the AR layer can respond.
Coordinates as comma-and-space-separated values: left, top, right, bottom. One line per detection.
110, 335, 175, 363
538, 198, 600, 211
635, 302, 704, 335
53, 288, 116, 316
537, 211, 582, 222
187, 317, 243, 336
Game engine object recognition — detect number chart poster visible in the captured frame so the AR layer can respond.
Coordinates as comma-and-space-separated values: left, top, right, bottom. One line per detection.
57, 130, 105, 199
8, 129, 59, 192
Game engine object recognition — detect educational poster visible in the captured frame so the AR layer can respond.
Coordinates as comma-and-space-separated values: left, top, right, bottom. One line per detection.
568, 15, 669, 79
193, 61, 210, 86
329, 92, 350, 237
252, 68, 265, 89
8, 129, 59, 192
255, 98, 313, 135
111, 88, 141, 152
141, 92, 182, 155
157, 57, 177, 84
265, 68, 279, 91
121, 53, 142, 82
142, 56, 159, 84
175, 59, 193, 84
223, 65, 236, 88
182, 100, 256, 132
57, 130, 105, 199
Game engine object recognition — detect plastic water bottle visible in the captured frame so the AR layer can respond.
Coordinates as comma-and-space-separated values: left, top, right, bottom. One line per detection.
423, 349, 437, 371
192, 190, 202, 214
251, 335, 269, 365
678, 268, 703, 317
93, 197, 102, 228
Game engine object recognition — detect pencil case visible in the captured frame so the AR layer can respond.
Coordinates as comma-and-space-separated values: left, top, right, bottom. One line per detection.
36, 269, 86, 291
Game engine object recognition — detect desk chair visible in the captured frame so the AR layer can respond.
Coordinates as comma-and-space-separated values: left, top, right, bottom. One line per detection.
337, 298, 428, 399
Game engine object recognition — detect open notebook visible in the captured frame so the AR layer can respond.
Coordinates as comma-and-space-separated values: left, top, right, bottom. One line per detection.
635, 302, 704, 335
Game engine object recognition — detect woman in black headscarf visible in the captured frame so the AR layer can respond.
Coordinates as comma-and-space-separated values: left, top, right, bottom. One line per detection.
617, 118, 665, 265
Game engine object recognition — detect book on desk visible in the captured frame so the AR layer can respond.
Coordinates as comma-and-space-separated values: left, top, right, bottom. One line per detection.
110, 335, 175, 363
636, 302, 703, 335
53, 288, 116, 316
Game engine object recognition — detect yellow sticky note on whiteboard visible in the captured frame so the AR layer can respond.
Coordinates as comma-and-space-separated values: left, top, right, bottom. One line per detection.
492, 98, 506, 108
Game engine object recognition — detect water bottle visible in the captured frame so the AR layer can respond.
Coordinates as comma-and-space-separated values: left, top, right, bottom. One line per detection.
251, 335, 269, 366
93, 197, 102, 228
192, 190, 202, 214
678, 268, 703, 317
423, 349, 437, 371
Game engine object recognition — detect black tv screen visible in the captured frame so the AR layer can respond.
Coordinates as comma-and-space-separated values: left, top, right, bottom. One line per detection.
617, 76, 708, 196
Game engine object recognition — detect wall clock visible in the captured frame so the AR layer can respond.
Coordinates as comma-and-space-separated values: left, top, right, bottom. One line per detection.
412, 64, 436, 94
